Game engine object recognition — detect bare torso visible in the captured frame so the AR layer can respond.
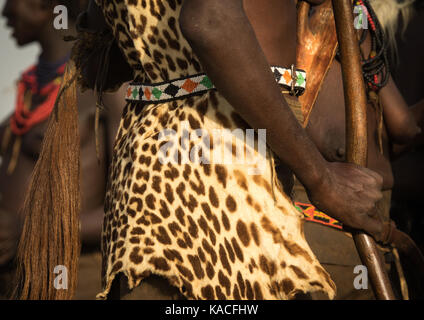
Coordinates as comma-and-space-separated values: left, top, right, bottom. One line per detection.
244, 0, 394, 190
309, 62, 393, 189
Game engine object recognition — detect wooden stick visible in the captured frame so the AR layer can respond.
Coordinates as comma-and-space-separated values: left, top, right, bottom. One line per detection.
331, 0, 396, 300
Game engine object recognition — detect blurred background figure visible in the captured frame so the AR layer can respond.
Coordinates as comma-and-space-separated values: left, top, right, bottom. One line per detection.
390, 0, 424, 253
0, 0, 126, 299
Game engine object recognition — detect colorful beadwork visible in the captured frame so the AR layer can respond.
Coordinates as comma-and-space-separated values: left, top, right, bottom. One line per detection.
295, 202, 343, 230
126, 66, 307, 103
126, 74, 214, 103
10, 63, 66, 136
271, 66, 306, 94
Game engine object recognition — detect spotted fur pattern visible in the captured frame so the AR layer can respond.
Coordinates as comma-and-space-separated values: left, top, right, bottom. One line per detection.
95, 0, 336, 300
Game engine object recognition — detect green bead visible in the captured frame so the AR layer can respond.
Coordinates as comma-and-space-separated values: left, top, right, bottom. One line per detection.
200, 76, 213, 89
132, 88, 139, 98
152, 88, 163, 99
296, 73, 305, 86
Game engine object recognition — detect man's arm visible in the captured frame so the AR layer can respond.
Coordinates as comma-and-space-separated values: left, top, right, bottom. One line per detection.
390, 98, 424, 157
378, 74, 424, 156
180, 0, 385, 240
379, 76, 421, 145
410, 99, 424, 145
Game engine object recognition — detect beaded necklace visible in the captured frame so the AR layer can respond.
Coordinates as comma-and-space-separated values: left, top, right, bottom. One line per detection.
335, 0, 390, 152
355, 0, 390, 92
1, 62, 66, 174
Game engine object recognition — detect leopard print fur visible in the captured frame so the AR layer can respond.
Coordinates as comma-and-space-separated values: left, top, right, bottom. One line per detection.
94, 0, 336, 300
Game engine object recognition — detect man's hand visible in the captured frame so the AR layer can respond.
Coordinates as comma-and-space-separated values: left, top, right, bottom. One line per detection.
0, 209, 20, 266
307, 162, 385, 241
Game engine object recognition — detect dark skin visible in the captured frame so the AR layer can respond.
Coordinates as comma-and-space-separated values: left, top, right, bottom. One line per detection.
300, 6, 424, 183
0, 0, 126, 265
245, 0, 423, 212
245, 0, 421, 186
391, 5, 424, 203
81, 0, 422, 243
179, 0, 387, 240
387, 7, 424, 250
308, 60, 420, 189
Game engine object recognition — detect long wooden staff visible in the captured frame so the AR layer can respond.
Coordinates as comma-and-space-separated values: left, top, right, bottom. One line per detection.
331, 0, 395, 299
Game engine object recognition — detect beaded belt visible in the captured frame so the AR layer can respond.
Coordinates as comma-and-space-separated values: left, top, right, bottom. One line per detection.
126, 65, 306, 103
294, 202, 343, 230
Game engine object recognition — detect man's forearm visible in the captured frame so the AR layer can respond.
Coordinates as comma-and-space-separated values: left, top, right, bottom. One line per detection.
180, 0, 328, 189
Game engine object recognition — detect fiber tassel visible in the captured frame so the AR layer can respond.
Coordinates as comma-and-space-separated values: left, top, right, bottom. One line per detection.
13, 60, 81, 300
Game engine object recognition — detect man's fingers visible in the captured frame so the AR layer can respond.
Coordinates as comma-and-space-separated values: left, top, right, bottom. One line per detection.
370, 189, 383, 204
359, 167, 384, 187
366, 204, 379, 218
